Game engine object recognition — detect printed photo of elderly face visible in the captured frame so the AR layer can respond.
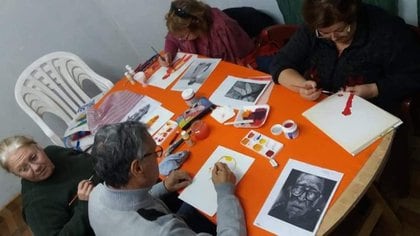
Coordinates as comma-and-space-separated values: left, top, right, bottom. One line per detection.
268, 169, 337, 232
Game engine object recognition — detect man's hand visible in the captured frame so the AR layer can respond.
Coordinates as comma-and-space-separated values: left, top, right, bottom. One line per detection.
212, 162, 236, 185
163, 170, 192, 192
77, 179, 94, 201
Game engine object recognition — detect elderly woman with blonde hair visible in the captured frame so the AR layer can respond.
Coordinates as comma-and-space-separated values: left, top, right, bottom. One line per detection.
0, 135, 95, 235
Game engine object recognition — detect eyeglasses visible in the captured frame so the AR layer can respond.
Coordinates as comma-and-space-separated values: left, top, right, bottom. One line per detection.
170, 2, 195, 19
142, 145, 163, 159
315, 24, 351, 39
290, 184, 321, 201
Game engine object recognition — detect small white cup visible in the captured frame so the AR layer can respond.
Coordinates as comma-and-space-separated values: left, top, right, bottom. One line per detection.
282, 119, 299, 139
270, 120, 299, 139
182, 88, 197, 107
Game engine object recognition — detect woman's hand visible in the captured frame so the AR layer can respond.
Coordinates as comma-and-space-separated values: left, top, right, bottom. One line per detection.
77, 179, 94, 201
345, 83, 378, 99
158, 52, 173, 67
299, 80, 322, 101
163, 169, 192, 192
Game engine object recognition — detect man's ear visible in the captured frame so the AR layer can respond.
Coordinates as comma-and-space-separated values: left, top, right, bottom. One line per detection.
130, 159, 144, 177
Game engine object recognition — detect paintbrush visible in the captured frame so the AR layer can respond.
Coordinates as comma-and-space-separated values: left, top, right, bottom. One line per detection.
150, 46, 167, 63
68, 175, 94, 206
224, 119, 254, 125
291, 84, 334, 95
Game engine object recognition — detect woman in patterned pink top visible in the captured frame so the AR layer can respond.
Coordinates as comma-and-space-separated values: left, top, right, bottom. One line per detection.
160, 0, 255, 67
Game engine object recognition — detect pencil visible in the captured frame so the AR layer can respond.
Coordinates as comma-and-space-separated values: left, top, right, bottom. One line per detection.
68, 175, 94, 206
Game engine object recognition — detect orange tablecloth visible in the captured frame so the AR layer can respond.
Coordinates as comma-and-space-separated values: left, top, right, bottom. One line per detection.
98, 61, 382, 235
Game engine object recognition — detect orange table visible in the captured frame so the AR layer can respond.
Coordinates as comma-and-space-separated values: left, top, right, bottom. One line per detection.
100, 61, 393, 235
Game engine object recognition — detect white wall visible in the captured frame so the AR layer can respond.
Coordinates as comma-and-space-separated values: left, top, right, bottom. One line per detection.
0, 0, 416, 209
0, 0, 282, 210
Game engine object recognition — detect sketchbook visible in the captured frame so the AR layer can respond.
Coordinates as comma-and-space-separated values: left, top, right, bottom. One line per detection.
302, 92, 402, 156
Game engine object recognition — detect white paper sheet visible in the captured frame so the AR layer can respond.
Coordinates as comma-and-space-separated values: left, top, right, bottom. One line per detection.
178, 145, 254, 216
147, 53, 197, 89
209, 76, 272, 109
120, 96, 173, 135
254, 159, 343, 236
302, 92, 402, 155
171, 58, 220, 92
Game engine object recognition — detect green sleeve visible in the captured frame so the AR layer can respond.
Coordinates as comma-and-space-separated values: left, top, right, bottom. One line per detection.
24, 199, 93, 236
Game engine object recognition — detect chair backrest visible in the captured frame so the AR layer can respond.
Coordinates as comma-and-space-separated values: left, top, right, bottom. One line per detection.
275, 0, 398, 24
223, 7, 277, 39
15, 51, 114, 146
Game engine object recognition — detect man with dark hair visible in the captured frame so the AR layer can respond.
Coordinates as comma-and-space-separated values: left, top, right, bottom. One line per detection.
88, 121, 246, 236
268, 172, 325, 231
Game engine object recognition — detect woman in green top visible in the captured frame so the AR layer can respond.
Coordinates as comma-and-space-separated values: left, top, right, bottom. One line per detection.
0, 135, 95, 236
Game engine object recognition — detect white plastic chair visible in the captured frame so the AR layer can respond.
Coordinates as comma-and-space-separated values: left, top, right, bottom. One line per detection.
15, 51, 114, 147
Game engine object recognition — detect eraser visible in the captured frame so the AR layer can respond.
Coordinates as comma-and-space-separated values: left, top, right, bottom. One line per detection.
269, 158, 278, 168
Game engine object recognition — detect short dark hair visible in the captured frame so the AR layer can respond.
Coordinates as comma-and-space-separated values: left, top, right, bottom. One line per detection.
302, 0, 360, 30
92, 121, 150, 188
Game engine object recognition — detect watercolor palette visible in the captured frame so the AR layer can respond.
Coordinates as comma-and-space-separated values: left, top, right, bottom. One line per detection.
153, 120, 178, 145
234, 105, 270, 128
240, 130, 283, 161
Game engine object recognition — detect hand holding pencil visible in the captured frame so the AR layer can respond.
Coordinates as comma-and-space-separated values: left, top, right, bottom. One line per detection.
68, 175, 94, 206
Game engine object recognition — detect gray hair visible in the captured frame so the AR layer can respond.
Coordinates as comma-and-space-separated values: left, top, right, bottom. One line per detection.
0, 136, 36, 171
92, 121, 151, 188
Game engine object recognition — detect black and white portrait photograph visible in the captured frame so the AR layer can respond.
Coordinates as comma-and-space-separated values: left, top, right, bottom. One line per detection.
254, 159, 343, 236
267, 169, 337, 232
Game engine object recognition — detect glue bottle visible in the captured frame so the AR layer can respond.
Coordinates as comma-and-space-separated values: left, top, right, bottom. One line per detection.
125, 65, 135, 76
126, 64, 147, 87
124, 65, 136, 85
181, 130, 194, 146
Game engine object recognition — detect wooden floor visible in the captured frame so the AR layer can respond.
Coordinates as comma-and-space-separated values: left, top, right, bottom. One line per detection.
1, 137, 419, 236
331, 135, 420, 236
0, 195, 32, 236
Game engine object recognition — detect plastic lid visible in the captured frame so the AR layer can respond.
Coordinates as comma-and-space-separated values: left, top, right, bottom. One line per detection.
180, 130, 189, 139
182, 88, 195, 100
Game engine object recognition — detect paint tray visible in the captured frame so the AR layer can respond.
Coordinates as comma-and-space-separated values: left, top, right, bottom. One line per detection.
240, 130, 283, 159
234, 105, 270, 128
